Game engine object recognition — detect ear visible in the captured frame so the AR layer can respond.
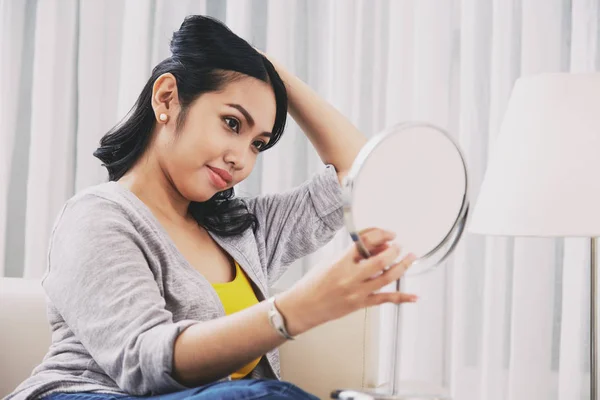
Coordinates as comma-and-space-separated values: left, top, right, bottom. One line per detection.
151, 73, 180, 124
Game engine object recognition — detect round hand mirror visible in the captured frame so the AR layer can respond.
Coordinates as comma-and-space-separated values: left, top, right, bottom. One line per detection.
343, 122, 469, 277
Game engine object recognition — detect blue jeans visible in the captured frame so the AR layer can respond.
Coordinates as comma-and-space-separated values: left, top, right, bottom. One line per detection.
42, 379, 319, 400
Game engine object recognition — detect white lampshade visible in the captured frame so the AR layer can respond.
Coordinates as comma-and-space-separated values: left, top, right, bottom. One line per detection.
468, 73, 600, 237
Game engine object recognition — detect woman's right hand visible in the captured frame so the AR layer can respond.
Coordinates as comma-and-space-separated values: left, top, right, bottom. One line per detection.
276, 228, 418, 336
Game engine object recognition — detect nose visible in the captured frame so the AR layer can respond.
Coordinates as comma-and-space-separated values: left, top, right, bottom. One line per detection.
223, 143, 248, 171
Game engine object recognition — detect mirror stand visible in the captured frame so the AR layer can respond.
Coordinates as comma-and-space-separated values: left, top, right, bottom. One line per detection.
332, 122, 469, 400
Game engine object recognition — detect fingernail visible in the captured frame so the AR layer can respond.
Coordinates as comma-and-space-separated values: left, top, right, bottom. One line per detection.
410, 295, 419, 302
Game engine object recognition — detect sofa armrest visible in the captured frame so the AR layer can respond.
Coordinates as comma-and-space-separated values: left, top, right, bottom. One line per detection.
279, 308, 379, 400
0, 278, 51, 397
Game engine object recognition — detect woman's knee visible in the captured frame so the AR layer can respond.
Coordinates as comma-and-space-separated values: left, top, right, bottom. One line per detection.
246, 379, 317, 399
184, 379, 318, 400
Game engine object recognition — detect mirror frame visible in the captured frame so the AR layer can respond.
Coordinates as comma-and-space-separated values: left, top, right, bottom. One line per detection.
342, 121, 470, 276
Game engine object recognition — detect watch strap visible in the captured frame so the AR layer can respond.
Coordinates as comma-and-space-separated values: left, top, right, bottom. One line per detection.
267, 296, 295, 340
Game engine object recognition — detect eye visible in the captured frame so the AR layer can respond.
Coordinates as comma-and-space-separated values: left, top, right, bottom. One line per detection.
223, 117, 240, 133
253, 140, 268, 151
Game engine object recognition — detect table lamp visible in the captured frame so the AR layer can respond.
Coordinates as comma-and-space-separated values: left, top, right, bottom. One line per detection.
468, 72, 600, 399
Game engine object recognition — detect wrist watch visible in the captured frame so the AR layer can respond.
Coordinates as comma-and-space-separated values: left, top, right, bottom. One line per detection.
267, 296, 295, 340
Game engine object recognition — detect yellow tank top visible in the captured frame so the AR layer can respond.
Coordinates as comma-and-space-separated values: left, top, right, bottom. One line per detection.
211, 262, 261, 379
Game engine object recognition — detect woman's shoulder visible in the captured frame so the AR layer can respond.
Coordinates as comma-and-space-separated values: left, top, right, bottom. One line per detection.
55, 181, 148, 234
46, 182, 164, 263
62, 182, 129, 216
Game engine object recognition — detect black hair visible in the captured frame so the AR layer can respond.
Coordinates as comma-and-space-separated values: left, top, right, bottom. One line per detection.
93, 15, 287, 236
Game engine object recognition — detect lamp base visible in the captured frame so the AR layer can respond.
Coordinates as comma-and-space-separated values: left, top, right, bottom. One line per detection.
331, 383, 451, 400
331, 389, 450, 400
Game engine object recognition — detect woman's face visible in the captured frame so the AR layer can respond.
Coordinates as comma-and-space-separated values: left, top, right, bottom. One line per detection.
155, 76, 277, 202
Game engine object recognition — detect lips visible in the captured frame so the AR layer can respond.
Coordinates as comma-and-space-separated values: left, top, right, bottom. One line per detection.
207, 166, 233, 189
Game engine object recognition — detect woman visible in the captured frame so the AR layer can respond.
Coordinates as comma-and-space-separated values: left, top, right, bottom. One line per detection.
8, 16, 417, 400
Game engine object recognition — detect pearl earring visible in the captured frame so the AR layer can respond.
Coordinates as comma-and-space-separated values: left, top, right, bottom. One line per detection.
159, 113, 168, 122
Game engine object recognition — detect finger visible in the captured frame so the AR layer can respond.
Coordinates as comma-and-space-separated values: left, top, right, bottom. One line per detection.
352, 244, 391, 267
352, 228, 396, 262
364, 253, 417, 291
360, 228, 396, 249
366, 292, 419, 307
369, 243, 391, 257
358, 244, 402, 279
357, 227, 378, 236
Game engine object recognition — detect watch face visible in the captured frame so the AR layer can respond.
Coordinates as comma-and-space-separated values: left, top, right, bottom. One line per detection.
273, 313, 283, 326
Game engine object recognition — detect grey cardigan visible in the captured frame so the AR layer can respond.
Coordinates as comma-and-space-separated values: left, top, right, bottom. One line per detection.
7, 165, 344, 400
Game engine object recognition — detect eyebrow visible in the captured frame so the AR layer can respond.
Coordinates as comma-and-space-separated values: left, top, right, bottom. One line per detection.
226, 104, 272, 137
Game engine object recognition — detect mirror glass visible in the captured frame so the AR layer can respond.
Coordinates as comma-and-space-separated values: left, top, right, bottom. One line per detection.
343, 123, 469, 276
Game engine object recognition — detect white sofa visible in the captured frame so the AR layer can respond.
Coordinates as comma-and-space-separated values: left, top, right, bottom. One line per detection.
0, 278, 380, 400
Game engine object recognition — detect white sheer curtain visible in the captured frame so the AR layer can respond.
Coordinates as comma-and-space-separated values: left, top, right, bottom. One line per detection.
1, 1, 597, 399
